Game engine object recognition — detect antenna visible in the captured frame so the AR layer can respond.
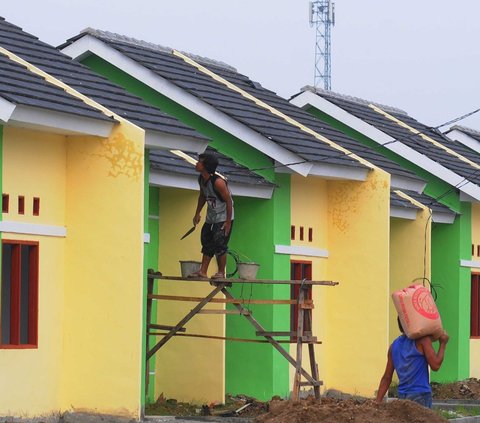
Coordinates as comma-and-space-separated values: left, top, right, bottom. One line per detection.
309, 0, 335, 90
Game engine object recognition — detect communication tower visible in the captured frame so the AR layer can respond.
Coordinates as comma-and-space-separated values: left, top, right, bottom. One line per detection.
309, 1, 335, 90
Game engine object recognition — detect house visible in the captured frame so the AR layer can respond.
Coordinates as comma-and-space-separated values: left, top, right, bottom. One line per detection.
60, 29, 441, 401
291, 86, 479, 382
0, 38, 146, 420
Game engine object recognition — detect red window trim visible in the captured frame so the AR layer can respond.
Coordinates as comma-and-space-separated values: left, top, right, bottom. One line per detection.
2, 194, 9, 213
0, 240, 39, 349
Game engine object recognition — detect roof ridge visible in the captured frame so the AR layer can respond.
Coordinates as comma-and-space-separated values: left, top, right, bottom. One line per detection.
301, 85, 409, 116
80, 28, 237, 72
449, 125, 480, 137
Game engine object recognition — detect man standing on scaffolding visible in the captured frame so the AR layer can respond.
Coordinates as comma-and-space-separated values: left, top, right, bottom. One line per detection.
189, 152, 234, 280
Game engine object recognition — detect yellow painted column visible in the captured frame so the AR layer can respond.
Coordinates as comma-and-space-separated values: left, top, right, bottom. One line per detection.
324, 169, 390, 397
61, 123, 145, 418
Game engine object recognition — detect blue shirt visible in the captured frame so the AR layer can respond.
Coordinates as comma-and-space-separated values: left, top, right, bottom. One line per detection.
391, 335, 431, 395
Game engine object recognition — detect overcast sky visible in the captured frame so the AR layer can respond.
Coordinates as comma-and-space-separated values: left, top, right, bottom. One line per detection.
3, 0, 480, 129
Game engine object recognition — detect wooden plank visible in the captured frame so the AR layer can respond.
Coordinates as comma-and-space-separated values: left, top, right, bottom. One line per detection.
305, 307, 321, 400
148, 324, 186, 332
146, 283, 226, 360
221, 287, 318, 385
256, 331, 312, 337
149, 294, 310, 305
299, 381, 322, 387
150, 274, 339, 286
300, 303, 315, 310
292, 288, 305, 401
197, 309, 251, 315
147, 332, 316, 344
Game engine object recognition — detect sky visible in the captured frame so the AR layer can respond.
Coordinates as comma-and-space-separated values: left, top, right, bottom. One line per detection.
2, 0, 480, 130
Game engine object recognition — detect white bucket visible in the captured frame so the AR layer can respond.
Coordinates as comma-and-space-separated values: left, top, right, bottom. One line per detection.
237, 262, 260, 280
179, 260, 201, 278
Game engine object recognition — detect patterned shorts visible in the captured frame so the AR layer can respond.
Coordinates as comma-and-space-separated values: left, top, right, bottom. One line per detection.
201, 221, 233, 258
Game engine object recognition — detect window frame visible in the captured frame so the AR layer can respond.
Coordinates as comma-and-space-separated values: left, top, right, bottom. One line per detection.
1, 239, 39, 349
290, 260, 312, 342
472, 273, 480, 339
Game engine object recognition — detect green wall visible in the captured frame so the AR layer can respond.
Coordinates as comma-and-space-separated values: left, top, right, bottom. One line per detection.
80, 56, 291, 399
226, 173, 291, 400
306, 106, 471, 382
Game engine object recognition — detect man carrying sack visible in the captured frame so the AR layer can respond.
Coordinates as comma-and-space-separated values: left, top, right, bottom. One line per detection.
376, 284, 449, 408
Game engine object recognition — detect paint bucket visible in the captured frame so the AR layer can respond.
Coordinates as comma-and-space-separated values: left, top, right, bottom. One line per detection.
179, 260, 201, 278
237, 262, 260, 280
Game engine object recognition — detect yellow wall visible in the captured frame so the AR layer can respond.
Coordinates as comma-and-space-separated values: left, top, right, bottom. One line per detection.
0, 128, 66, 417
288, 175, 328, 392
470, 339, 480, 378
389, 207, 431, 344
324, 170, 390, 397
60, 123, 144, 418
154, 187, 225, 404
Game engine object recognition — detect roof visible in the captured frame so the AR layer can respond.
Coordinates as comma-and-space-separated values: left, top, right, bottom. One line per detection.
63, 29, 368, 171
150, 147, 275, 188
0, 51, 111, 122
0, 17, 207, 141
390, 192, 421, 211
300, 87, 480, 187
448, 125, 480, 143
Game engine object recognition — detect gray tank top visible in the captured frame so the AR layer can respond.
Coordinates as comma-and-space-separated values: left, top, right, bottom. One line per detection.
200, 176, 234, 224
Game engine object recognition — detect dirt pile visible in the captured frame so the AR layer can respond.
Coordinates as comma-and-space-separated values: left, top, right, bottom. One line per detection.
254, 397, 447, 423
432, 378, 480, 400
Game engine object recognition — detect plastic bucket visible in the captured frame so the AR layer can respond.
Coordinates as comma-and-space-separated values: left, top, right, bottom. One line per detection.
179, 260, 201, 278
237, 262, 260, 280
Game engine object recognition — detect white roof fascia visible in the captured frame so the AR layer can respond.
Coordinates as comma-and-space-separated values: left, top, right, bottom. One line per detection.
62, 36, 313, 176
149, 171, 274, 199
145, 130, 209, 153
275, 160, 369, 181
432, 211, 456, 224
291, 91, 480, 201
446, 129, 480, 154
390, 175, 426, 193
8, 105, 114, 137
0, 96, 16, 123
390, 206, 417, 220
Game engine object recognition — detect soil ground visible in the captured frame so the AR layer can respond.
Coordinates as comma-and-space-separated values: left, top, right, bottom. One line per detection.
254, 397, 446, 423
146, 379, 480, 422
432, 378, 480, 400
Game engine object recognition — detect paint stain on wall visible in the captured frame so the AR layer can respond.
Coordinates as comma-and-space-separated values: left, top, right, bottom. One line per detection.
95, 133, 143, 180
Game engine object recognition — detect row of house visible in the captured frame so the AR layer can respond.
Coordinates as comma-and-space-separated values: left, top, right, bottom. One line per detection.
0, 16, 479, 422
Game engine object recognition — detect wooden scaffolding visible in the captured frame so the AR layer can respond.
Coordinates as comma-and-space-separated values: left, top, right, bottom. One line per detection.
145, 269, 338, 401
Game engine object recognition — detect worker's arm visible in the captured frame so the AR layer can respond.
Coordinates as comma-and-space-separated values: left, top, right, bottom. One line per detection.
416, 331, 449, 371
214, 178, 233, 235
193, 190, 206, 225
376, 345, 395, 404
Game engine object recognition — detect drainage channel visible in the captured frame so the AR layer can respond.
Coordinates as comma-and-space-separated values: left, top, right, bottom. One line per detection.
433, 399, 480, 422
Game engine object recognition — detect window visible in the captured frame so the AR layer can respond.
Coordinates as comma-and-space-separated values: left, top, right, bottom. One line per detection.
2, 194, 9, 213
33, 197, 40, 216
291, 225, 295, 241
1, 241, 39, 348
290, 261, 312, 341
18, 196, 25, 215
299, 227, 304, 241
472, 274, 480, 337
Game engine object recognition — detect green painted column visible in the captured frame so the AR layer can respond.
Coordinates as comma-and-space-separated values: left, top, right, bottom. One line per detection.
431, 203, 471, 382
225, 173, 291, 400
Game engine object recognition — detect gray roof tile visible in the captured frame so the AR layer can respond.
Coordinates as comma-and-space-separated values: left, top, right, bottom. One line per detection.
305, 88, 480, 186
67, 30, 367, 169
0, 51, 111, 122
0, 17, 207, 141
150, 147, 275, 187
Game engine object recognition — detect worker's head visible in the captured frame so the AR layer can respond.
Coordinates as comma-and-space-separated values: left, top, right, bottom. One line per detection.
397, 316, 404, 334
197, 153, 218, 174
